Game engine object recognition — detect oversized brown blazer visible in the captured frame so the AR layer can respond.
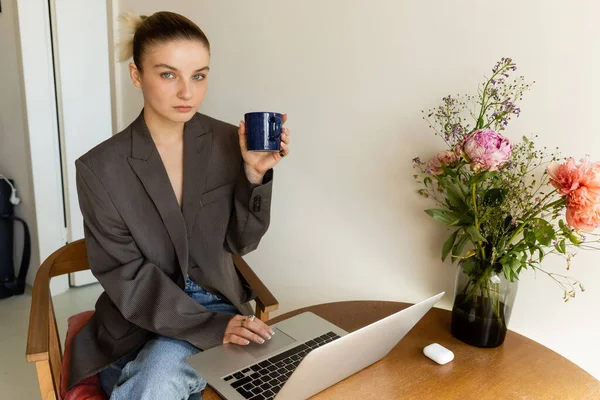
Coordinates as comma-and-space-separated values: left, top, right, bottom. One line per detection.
68, 110, 274, 388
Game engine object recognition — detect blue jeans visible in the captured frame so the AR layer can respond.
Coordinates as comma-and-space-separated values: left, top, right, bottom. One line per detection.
99, 278, 240, 400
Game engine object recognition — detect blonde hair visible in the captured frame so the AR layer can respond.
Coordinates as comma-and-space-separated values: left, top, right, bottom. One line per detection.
115, 11, 210, 70
116, 12, 148, 62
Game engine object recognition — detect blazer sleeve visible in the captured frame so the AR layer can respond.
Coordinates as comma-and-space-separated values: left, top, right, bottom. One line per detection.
75, 158, 232, 350
224, 160, 274, 256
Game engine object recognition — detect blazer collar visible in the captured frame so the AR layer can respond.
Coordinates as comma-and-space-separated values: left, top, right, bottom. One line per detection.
130, 109, 210, 161
127, 110, 214, 277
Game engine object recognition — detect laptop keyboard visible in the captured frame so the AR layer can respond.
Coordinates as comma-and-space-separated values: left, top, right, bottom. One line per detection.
223, 331, 341, 400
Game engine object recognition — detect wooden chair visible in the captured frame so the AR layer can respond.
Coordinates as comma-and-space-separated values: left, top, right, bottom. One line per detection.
25, 239, 279, 400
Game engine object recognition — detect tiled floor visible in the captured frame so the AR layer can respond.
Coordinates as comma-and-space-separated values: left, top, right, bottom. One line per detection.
0, 283, 103, 400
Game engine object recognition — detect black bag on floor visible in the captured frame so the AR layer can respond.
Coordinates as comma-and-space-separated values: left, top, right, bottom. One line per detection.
0, 178, 30, 299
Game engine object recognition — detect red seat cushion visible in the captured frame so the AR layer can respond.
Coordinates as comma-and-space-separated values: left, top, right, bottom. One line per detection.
60, 310, 107, 400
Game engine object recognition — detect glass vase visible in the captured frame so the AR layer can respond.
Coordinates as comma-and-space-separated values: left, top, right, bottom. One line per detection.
450, 260, 518, 348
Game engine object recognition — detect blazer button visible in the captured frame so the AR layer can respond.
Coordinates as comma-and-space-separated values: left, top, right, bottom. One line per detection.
252, 195, 261, 212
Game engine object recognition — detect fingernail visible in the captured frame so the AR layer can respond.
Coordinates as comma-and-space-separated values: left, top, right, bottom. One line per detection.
270, 330, 275, 335
259, 338, 265, 344
245, 340, 250, 345
265, 334, 272, 340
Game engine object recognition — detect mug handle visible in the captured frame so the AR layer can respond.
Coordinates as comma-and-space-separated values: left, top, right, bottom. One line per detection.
268, 116, 282, 141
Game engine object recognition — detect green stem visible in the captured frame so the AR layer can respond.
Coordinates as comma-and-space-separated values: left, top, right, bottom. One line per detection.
475, 65, 511, 129
464, 269, 488, 302
521, 190, 558, 222
453, 163, 470, 198
506, 197, 566, 247
462, 268, 504, 327
471, 183, 486, 260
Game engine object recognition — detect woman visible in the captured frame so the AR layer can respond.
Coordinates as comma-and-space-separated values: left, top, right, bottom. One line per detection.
68, 11, 290, 399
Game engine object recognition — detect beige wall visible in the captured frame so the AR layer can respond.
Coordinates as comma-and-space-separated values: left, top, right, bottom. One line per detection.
0, 0, 40, 283
114, 0, 600, 379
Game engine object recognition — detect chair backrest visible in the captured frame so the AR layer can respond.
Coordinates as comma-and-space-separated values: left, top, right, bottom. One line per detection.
25, 239, 278, 400
26, 239, 89, 400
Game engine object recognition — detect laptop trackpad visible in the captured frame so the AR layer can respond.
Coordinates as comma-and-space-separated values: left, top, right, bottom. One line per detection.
244, 327, 296, 359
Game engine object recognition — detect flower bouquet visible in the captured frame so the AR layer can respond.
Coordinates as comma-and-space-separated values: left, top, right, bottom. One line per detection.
413, 58, 600, 347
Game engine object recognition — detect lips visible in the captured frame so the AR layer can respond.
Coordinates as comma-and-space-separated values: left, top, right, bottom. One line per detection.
174, 106, 193, 112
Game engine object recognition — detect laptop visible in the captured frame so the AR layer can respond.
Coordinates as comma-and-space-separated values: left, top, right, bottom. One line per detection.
187, 292, 444, 400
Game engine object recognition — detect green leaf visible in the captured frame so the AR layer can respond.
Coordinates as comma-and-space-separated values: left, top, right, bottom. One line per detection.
555, 239, 567, 254
512, 243, 528, 255
425, 209, 457, 225
502, 263, 510, 280
442, 230, 459, 262
503, 215, 515, 231
502, 260, 519, 281
520, 259, 528, 271
465, 225, 487, 242
470, 171, 497, 185
445, 180, 467, 211
568, 232, 583, 245
460, 257, 479, 276
532, 218, 556, 246
500, 255, 520, 281
425, 209, 471, 226
423, 176, 432, 187
500, 254, 521, 275
510, 256, 521, 271
483, 188, 507, 207
523, 229, 536, 246
452, 234, 470, 262
558, 219, 567, 231
497, 237, 507, 252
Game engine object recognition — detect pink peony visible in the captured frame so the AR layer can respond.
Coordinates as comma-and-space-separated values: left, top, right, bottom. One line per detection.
428, 150, 459, 176
548, 156, 600, 232
459, 129, 512, 171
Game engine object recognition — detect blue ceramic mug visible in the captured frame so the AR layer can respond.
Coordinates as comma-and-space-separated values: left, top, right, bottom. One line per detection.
244, 112, 283, 152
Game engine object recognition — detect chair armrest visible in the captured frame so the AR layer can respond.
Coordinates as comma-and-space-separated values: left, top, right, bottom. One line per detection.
232, 255, 279, 314
26, 239, 89, 363
26, 253, 54, 363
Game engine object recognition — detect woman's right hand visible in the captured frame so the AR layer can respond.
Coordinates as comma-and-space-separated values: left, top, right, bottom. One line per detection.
224, 315, 275, 345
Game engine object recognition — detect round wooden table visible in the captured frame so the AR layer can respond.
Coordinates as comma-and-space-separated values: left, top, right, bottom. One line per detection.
204, 301, 600, 399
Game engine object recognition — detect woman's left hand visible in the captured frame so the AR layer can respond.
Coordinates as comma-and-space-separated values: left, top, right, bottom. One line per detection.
238, 114, 290, 184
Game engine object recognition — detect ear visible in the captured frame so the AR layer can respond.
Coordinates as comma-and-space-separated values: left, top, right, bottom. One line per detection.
129, 62, 142, 88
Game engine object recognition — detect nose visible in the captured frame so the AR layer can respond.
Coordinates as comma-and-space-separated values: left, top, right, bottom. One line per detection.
177, 79, 193, 101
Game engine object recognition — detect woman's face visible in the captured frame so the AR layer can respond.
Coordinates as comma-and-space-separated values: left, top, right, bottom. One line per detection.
129, 39, 210, 124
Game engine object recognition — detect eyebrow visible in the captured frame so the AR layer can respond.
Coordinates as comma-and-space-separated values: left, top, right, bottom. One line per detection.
152, 63, 210, 72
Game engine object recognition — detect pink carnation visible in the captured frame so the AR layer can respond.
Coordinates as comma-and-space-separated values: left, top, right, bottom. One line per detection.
459, 129, 512, 172
547, 158, 587, 195
428, 150, 458, 176
566, 196, 600, 232
548, 156, 600, 232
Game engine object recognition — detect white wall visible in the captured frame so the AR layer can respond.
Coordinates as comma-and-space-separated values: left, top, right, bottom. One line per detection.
114, 0, 600, 379
0, 0, 40, 284
15, 0, 69, 294
2, 0, 117, 295
51, 0, 113, 287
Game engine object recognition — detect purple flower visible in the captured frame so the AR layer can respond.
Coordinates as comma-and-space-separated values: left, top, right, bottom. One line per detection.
458, 129, 513, 172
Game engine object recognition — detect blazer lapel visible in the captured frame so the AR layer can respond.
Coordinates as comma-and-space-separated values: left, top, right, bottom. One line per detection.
182, 115, 212, 236
127, 112, 190, 277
